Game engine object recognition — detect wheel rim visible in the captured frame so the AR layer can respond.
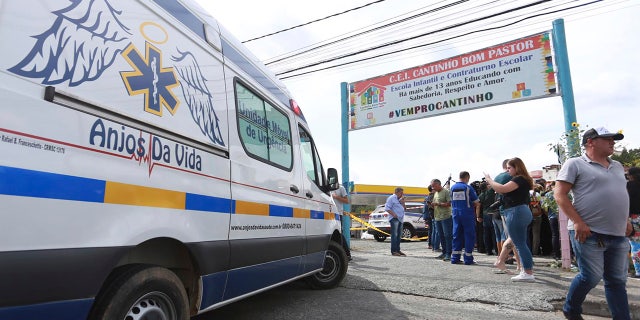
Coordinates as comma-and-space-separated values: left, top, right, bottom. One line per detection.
402, 227, 412, 239
125, 291, 176, 320
316, 249, 340, 282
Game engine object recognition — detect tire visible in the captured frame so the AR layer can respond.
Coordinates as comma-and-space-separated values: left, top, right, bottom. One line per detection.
373, 234, 387, 242
306, 240, 348, 289
89, 265, 189, 320
401, 224, 415, 240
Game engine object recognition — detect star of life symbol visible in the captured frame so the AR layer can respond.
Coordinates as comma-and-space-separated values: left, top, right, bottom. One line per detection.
120, 41, 180, 116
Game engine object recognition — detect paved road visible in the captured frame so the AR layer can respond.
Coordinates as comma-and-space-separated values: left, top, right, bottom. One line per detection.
194, 239, 640, 320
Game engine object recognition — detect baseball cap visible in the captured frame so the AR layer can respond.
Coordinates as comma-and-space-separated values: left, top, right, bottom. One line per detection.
581, 127, 624, 145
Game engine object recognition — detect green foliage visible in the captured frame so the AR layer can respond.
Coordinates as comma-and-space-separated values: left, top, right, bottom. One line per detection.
548, 122, 583, 164
351, 204, 376, 215
611, 147, 640, 167
549, 123, 637, 166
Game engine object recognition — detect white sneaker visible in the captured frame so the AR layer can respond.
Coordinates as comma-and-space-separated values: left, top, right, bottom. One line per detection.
511, 271, 535, 281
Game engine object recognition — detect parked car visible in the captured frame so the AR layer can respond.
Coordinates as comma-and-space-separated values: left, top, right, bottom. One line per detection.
367, 202, 428, 242
349, 214, 368, 238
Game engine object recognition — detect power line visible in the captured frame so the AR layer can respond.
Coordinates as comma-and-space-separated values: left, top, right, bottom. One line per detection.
242, 0, 388, 43
281, 0, 632, 83
264, 0, 471, 65
276, 0, 554, 77
275, 0, 609, 78
271, 0, 534, 71
267, 0, 512, 68
277, 0, 605, 79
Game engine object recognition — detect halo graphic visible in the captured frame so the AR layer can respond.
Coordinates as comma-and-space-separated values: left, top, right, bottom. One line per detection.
140, 21, 169, 44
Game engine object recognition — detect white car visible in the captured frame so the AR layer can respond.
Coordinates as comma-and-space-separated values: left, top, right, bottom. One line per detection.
367, 202, 428, 242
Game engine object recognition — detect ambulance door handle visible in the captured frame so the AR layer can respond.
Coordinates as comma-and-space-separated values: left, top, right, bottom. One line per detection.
305, 191, 313, 198
290, 185, 299, 194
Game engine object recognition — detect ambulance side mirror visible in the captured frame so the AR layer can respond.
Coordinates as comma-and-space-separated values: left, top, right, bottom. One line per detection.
325, 168, 339, 191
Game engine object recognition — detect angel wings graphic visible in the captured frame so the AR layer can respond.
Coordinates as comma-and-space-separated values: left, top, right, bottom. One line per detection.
9, 0, 225, 147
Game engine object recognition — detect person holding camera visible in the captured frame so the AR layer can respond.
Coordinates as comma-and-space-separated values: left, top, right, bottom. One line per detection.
484, 157, 536, 281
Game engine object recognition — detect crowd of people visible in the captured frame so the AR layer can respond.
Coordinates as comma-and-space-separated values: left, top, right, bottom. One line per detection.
378, 126, 638, 320
416, 158, 539, 281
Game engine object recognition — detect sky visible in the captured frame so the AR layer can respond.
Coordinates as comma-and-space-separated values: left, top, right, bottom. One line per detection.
195, 0, 639, 187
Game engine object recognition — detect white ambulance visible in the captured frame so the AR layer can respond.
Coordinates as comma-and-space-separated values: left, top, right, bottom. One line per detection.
0, 1, 347, 319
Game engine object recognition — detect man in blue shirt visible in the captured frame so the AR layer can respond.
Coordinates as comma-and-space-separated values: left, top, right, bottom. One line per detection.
385, 187, 406, 257
450, 171, 480, 265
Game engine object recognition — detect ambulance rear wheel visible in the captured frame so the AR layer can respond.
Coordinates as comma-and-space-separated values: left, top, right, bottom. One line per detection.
89, 264, 189, 320
306, 240, 347, 289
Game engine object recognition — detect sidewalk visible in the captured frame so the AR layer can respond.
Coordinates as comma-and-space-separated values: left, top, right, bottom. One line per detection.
527, 255, 640, 319
349, 239, 640, 319
432, 248, 640, 319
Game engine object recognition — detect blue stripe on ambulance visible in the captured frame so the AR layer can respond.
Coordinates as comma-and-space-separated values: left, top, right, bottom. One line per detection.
0, 165, 332, 219
199, 251, 326, 310
185, 193, 232, 213
0, 166, 105, 202
1, 165, 333, 313
269, 204, 293, 217
0, 299, 93, 320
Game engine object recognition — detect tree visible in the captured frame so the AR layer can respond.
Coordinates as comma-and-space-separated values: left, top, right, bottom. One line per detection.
549, 123, 635, 166
612, 147, 640, 167
549, 122, 583, 164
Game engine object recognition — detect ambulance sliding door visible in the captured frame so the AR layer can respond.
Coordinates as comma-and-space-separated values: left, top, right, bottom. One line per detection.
225, 79, 305, 300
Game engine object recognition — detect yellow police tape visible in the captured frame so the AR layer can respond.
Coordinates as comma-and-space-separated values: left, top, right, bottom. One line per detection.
346, 212, 429, 241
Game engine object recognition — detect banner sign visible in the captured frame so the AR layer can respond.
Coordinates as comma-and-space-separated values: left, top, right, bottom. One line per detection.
347, 32, 556, 130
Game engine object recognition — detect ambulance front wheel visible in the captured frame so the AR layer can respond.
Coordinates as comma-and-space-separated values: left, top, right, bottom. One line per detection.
89, 264, 189, 320
306, 240, 348, 289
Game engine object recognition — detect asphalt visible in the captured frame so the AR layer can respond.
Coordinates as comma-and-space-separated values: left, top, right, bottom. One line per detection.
348, 239, 640, 319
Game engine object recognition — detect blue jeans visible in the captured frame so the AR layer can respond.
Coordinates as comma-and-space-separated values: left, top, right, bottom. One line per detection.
434, 217, 453, 257
492, 215, 506, 242
389, 218, 402, 253
431, 223, 441, 250
425, 216, 433, 247
503, 204, 533, 270
483, 213, 496, 254
564, 230, 630, 319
